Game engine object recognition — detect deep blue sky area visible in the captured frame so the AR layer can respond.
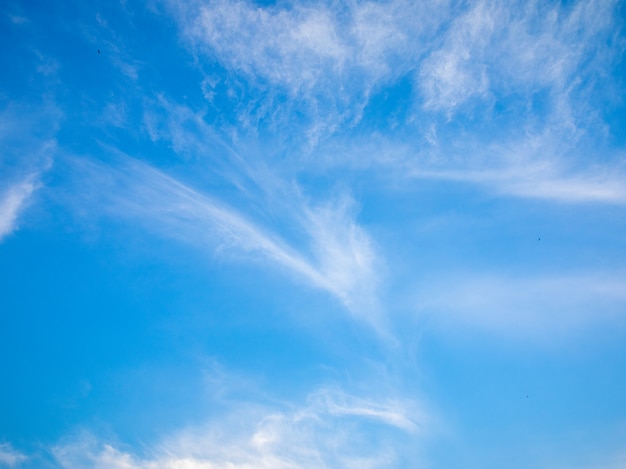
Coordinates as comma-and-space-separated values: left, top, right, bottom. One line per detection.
1, 1, 626, 467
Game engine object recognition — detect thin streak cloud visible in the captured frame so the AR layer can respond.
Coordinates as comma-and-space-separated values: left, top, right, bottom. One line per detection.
407, 164, 626, 204
0, 176, 39, 242
71, 156, 384, 326
50, 386, 424, 469
416, 272, 626, 338
0, 443, 27, 467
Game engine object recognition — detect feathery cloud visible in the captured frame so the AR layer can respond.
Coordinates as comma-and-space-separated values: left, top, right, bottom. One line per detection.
0, 443, 26, 468
52, 386, 424, 469
70, 155, 384, 326
416, 272, 626, 338
0, 176, 39, 242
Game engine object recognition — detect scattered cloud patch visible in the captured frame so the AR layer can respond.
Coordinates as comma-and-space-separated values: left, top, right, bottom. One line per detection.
0, 176, 39, 242
419, 0, 495, 111
416, 272, 626, 338
70, 155, 384, 326
175, 0, 416, 92
2, 1, 626, 468
419, 0, 619, 117
166, 0, 451, 138
0, 103, 58, 242
0, 443, 27, 467
52, 386, 425, 469
407, 162, 626, 204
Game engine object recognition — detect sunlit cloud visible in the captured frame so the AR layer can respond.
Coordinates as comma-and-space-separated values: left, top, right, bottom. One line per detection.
0, 177, 39, 242
165, 0, 451, 141
162, 0, 626, 205
407, 163, 626, 204
51, 385, 426, 469
419, 0, 618, 116
70, 155, 384, 327
3, 1, 626, 468
415, 272, 626, 338
0, 102, 59, 242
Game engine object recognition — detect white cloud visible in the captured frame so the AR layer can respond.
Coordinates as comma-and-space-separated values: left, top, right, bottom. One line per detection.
504, 171, 626, 203
162, 0, 625, 206
419, 0, 618, 115
405, 124, 626, 204
415, 272, 626, 338
0, 443, 27, 467
0, 103, 58, 242
177, 0, 416, 91
139, 96, 389, 327
308, 387, 422, 433
182, 0, 348, 92
166, 0, 452, 139
0, 176, 39, 242
70, 155, 383, 326
301, 196, 383, 323
159, 0, 625, 211
419, 0, 495, 111
169, 0, 619, 122
52, 387, 424, 469
407, 162, 626, 204
308, 131, 626, 204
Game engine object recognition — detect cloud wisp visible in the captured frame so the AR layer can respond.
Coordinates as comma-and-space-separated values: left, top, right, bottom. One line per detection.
167, 0, 621, 127
50, 386, 424, 469
0, 176, 39, 242
406, 160, 626, 204
173, 0, 442, 93
419, 0, 619, 114
0, 443, 27, 468
0, 99, 59, 242
70, 155, 384, 327
163, 0, 625, 206
415, 271, 626, 339
165, 0, 451, 143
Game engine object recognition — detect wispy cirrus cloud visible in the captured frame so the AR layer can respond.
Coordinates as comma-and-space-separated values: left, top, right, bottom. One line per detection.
0, 443, 26, 468
408, 0, 622, 204
415, 271, 626, 339
51, 385, 425, 469
0, 104, 57, 242
173, 0, 440, 91
419, 0, 619, 116
0, 176, 39, 242
406, 159, 626, 204
167, 0, 620, 126
307, 130, 626, 204
308, 387, 421, 433
165, 0, 451, 141
70, 154, 384, 327
162, 0, 625, 207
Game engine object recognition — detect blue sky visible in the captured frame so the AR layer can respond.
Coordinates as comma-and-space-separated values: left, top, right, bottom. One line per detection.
1, 0, 626, 467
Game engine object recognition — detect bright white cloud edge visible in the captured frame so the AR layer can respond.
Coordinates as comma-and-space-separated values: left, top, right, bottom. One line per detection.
70, 155, 386, 331
50, 386, 425, 469
0, 177, 39, 242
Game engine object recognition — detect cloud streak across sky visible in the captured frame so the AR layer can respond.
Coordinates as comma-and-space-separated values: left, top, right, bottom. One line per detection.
160, 0, 626, 205
1, 0, 626, 467
70, 155, 384, 327
49, 385, 423, 469
0, 443, 27, 468
0, 177, 38, 242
